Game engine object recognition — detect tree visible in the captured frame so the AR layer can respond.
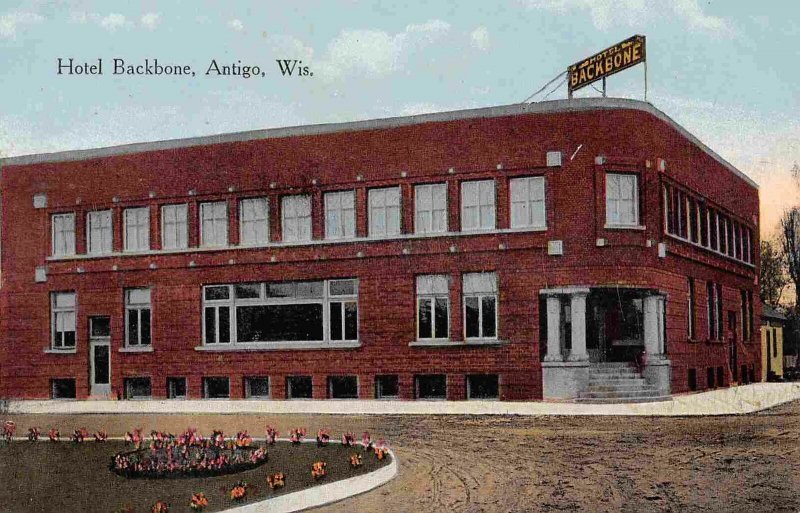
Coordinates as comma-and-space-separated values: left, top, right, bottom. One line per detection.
760, 239, 787, 307
780, 207, 800, 313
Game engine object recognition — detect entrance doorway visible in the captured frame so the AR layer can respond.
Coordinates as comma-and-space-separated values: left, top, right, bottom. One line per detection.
587, 289, 646, 363
89, 316, 111, 397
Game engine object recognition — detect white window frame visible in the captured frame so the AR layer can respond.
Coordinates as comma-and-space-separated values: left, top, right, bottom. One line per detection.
281, 195, 312, 243
414, 183, 448, 234
124, 207, 150, 252
605, 173, 639, 227
200, 201, 228, 247
51, 292, 76, 349
203, 285, 233, 344
86, 210, 112, 255
509, 176, 546, 229
125, 288, 152, 347
51, 213, 76, 257
244, 376, 271, 399
460, 180, 495, 231
328, 279, 359, 342
462, 272, 498, 340
239, 197, 270, 246
416, 275, 450, 340
161, 204, 188, 250
324, 190, 356, 240
368, 187, 401, 237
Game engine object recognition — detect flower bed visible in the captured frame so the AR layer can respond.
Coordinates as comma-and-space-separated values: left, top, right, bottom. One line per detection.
112, 429, 268, 479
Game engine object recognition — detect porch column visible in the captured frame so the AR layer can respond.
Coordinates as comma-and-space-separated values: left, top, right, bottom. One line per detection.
644, 294, 666, 360
544, 295, 562, 361
568, 291, 589, 361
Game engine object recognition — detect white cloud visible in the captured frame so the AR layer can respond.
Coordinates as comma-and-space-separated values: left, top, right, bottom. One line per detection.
470, 26, 490, 50
267, 35, 314, 61
317, 19, 451, 81
228, 18, 244, 32
0, 11, 43, 39
99, 13, 126, 32
523, 0, 735, 36
140, 12, 160, 30
397, 102, 442, 116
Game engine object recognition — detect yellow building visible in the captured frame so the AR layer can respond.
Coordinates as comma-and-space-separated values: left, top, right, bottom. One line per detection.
761, 305, 786, 382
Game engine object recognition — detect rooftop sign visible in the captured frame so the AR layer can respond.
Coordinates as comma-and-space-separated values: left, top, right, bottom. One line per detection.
568, 35, 646, 94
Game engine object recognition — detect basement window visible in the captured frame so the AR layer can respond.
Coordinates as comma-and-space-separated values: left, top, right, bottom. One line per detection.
167, 377, 187, 399
51, 379, 76, 399
467, 374, 499, 400
415, 374, 447, 400
203, 377, 230, 399
375, 375, 399, 399
328, 376, 358, 399
124, 377, 152, 400
286, 376, 312, 399
245, 377, 270, 399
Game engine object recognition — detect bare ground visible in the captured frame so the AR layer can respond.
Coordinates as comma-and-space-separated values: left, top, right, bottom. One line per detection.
4, 400, 800, 512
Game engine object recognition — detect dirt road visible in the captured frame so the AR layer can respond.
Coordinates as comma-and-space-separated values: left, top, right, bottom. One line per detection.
4, 401, 799, 512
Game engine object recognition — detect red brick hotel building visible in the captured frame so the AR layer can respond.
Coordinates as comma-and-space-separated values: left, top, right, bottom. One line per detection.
0, 98, 760, 402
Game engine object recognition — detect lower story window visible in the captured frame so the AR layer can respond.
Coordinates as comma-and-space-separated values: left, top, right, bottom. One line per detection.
286, 376, 312, 399
167, 377, 187, 399
375, 375, 399, 399
328, 376, 358, 399
51, 378, 76, 399
203, 377, 230, 399
124, 377, 152, 399
415, 374, 446, 400
687, 369, 697, 392
245, 377, 270, 398
466, 374, 499, 400
463, 273, 498, 339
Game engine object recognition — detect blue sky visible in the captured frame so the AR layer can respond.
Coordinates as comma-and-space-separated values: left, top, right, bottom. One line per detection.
1, 0, 798, 234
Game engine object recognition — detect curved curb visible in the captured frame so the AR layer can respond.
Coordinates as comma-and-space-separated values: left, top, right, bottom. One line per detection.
218, 448, 398, 513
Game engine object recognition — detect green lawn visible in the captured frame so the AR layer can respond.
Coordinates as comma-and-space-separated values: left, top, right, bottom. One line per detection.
0, 439, 390, 513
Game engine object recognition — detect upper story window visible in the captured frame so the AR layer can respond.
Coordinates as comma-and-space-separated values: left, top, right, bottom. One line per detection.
87, 210, 112, 255
369, 187, 401, 237
510, 176, 546, 229
414, 183, 447, 234
161, 204, 188, 250
417, 275, 450, 340
605, 173, 639, 227
52, 213, 75, 257
239, 197, 269, 246
202, 278, 359, 345
124, 207, 150, 252
461, 180, 495, 231
463, 272, 497, 339
282, 195, 312, 242
324, 190, 356, 240
125, 288, 152, 347
51, 292, 76, 349
200, 201, 228, 247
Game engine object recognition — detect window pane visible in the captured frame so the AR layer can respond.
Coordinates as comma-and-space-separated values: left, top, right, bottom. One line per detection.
434, 297, 449, 339
93, 345, 110, 384
416, 375, 446, 399
237, 304, 324, 341
330, 302, 343, 340
287, 376, 312, 399
418, 298, 432, 339
204, 307, 216, 344
140, 309, 151, 345
205, 286, 229, 301
235, 283, 261, 299
330, 279, 356, 296
247, 377, 270, 398
128, 311, 139, 345
267, 282, 295, 298
482, 296, 497, 338
465, 296, 480, 338
344, 302, 358, 340
218, 307, 230, 343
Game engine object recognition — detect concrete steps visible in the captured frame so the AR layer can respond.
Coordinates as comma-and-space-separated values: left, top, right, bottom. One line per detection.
575, 362, 672, 404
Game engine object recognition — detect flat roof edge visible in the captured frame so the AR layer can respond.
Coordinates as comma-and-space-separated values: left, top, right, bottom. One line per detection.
0, 97, 757, 189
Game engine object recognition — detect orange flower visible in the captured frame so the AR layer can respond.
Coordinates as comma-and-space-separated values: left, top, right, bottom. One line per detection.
189, 492, 209, 510
267, 472, 286, 489
230, 481, 248, 501
151, 501, 169, 513
311, 461, 327, 480
349, 453, 363, 467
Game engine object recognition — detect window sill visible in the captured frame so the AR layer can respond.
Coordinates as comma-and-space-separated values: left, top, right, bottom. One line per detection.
118, 346, 154, 353
409, 339, 508, 347
604, 224, 646, 231
194, 341, 361, 351
43, 348, 77, 354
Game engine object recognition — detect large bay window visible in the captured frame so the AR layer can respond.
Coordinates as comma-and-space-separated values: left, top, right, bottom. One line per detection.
461, 180, 495, 231
87, 210, 112, 255
417, 275, 449, 340
202, 278, 359, 346
52, 213, 76, 257
282, 195, 312, 242
463, 272, 498, 339
605, 173, 639, 227
414, 183, 447, 234
369, 187, 401, 237
509, 176, 546, 229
